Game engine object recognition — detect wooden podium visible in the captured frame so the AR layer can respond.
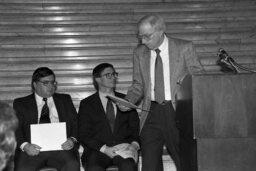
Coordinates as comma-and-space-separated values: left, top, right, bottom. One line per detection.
176, 73, 256, 171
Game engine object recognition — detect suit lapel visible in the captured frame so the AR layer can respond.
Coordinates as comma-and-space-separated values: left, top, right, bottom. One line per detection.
168, 38, 176, 80
168, 38, 178, 98
94, 93, 113, 131
53, 94, 64, 121
30, 94, 39, 124
94, 92, 107, 118
142, 48, 151, 98
113, 92, 123, 133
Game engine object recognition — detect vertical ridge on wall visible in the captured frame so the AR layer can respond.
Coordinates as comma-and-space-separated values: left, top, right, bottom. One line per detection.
0, 0, 256, 108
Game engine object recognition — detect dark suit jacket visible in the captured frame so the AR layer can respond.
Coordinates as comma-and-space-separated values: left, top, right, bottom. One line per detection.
78, 91, 140, 158
13, 93, 78, 149
125, 36, 204, 130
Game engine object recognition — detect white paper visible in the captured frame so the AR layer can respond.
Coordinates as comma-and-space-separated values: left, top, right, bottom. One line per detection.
30, 122, 67, 151
106, 95, 150, 112
114, 143, 138, 162
106, 95, 138, 109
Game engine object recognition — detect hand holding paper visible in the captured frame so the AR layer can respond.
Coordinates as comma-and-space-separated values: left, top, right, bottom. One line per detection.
104, 146, 118, 159
30, 122, 67, 151
107, 95, 149, 112
113, 143, 138, 162
23, 143, 41, 156
61, 138, 75, 150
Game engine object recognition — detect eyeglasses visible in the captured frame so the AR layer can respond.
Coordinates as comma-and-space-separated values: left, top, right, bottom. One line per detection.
100, 72, 118, 79
37, 80, 58, 86
137, 32, 155, 41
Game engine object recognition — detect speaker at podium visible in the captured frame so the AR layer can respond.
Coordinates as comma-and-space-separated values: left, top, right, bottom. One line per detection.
176, 73, 256, 171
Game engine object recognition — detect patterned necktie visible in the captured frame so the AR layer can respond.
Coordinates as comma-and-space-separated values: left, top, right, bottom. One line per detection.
106, 99, 115, 132
155, 48, 165, 104
39, 98, 50, 123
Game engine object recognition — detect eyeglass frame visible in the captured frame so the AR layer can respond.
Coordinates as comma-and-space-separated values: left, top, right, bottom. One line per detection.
100, 72, 119, 79
137, 29, 160, 41
37, 80, 58, 86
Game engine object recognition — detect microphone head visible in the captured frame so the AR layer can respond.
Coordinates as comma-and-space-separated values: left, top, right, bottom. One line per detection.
219, 48, 224, 52
217, 48, 229, 59
219, 48, 227, 54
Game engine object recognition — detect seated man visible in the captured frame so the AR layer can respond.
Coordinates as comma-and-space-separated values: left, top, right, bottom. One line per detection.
78, 63, 140, 171
0, 101, 18, 171
13, 67, 80, 171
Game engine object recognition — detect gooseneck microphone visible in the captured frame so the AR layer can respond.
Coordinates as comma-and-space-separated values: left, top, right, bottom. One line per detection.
217, 48, 256, 73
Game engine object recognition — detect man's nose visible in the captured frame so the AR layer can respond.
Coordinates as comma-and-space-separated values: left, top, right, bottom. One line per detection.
142, 38, 147, 44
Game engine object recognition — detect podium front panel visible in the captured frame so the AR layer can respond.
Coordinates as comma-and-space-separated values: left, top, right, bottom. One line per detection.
192, 73, 256, 138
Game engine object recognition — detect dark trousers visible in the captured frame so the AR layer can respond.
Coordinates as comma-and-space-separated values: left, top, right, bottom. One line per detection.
14, 150, 80, 171
140, 101, 180, 171
84, 150, 137, 171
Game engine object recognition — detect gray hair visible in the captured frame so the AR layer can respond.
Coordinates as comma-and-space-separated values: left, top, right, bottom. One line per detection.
138, 15, 166, 32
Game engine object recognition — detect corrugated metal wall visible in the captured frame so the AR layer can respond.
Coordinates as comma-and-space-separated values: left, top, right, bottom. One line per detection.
1, 0, 256, 108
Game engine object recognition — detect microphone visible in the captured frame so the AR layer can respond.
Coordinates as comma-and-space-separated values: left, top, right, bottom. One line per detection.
218, 48, 234, 62
217, 48, 239, 73
219, 48, 228, 56
217, 48, 256, 73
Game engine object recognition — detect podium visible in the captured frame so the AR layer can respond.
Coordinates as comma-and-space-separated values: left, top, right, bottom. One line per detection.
176, 73, 256, 171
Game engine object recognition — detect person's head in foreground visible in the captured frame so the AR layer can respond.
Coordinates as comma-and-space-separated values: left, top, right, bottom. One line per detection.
0, 101, 18, 171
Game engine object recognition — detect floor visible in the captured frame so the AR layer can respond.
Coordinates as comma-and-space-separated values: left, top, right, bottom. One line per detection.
80, 155, 176, 171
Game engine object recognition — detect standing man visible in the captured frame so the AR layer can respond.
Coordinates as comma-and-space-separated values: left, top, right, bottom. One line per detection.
78, 63, 140, 171
117, 15, 204, 171
13, 67, 80, 171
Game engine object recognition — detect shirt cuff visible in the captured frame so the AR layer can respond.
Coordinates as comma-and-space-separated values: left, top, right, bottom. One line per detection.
70, 137, 78, 144
20, 142, 29, 151
100, 144, 107, 153
131, 141, 140, 150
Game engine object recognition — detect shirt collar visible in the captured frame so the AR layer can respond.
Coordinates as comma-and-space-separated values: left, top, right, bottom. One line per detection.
34, 93, 53, 106
99, 91, 114, 100
158, 34, 168, 53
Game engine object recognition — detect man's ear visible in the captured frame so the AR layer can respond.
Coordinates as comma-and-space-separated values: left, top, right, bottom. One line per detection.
33, 82, 37, 89
95, 77, 100, 83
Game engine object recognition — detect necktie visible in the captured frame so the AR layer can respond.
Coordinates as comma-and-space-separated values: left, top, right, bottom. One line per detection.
39, 98, 50, 123
106, 99, 115, 132
155, 48, 165, 104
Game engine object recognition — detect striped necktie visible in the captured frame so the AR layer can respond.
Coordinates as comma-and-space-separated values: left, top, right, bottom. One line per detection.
39, 98, 50, 123
106, 98, 115, 132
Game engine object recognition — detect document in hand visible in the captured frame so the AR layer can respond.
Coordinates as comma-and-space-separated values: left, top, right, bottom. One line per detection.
106, 95, 138, 109
114, 143, 138, 163
30, 122, 67, 151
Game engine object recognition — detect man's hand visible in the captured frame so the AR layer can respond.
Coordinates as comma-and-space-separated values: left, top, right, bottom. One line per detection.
23, 143, 41, 156
61, 138, 74, 150
125, 144, 138, 155
113, 143, 139, 162
104, 146, 118, 158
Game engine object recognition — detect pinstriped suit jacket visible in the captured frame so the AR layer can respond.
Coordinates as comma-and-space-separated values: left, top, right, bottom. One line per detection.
125, 36, 204, 131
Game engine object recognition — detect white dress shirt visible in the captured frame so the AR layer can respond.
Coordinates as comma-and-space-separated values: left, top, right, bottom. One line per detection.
98, 91, 117, 116
35, 93, 59, 123
20, 93, 60, 150
150, 35, 172, 101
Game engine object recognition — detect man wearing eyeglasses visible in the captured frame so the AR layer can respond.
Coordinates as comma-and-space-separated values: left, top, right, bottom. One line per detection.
13, 67, 80, 171
117, 15, 204, 171
78, 63, 140, 171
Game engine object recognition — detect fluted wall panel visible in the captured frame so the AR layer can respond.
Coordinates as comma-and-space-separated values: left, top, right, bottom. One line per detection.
1, 0, 256, 109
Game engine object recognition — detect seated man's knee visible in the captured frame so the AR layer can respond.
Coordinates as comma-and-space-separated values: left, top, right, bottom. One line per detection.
63, 158, 80, 170
118, 158, 137, 171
